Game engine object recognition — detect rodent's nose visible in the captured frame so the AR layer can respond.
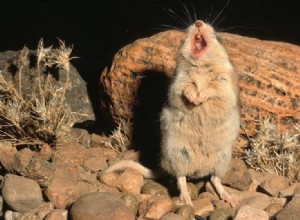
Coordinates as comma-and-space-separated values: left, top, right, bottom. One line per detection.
195, 20, 203, 27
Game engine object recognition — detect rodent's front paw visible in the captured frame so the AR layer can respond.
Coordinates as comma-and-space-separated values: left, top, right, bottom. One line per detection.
183, 86, 210, 105
183, 87, 199, 105
186, 93, 209, 105
195, 92, 209, 104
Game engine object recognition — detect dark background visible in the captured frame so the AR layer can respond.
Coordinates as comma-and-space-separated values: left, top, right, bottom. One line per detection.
1, 0, 299, 121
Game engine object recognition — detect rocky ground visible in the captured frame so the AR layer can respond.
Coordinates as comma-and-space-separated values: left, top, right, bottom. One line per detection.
0, 129, 299, 220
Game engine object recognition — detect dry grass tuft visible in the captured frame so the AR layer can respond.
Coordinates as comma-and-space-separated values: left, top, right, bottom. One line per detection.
104, 119, 133, 153
0, 39, 79, 146
245, 118, 300, 182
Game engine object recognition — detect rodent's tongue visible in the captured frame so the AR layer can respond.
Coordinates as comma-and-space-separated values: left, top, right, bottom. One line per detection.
192, 33, 207, 57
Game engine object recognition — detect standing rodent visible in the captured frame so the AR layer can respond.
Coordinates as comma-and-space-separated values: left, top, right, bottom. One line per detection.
102, 20, 240, 207
160, 20, 240, 206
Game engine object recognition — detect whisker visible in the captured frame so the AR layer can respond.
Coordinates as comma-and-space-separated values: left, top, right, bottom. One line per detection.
157, 24, 185, 32
177, 0, 193, 25
218, 26, 268, 33
169, 8, 190, 27
214, 8, 231, 28
206, 4, 214, 24
190, 2, 197, 22
211, 0, 231, 26
158, 5, 190, 28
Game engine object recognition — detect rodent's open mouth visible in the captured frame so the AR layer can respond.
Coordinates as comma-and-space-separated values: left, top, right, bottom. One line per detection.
192, 33, 207, 58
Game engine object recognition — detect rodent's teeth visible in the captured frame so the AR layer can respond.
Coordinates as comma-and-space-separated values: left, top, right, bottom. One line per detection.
196, 34, 201, 39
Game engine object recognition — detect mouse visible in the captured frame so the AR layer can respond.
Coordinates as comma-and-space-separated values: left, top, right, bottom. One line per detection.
102, 20, 240, 207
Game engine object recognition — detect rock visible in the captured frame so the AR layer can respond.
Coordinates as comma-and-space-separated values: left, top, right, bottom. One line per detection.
7, 148, 55, 187
77, 165, 98, 184
0, 49, 93, 118
269, 197, 287, 207
187, 183, 198, 200
15, 213, 39, 220
279, 182, 300, 198
139, 197, 174, 220
4, 210, 21, 220
209, 208, 235, 220
198, 192, 219, 202
12, 148, 35, 174
276, 193, 300, 220
36, 202, 54, 220
35, 143, 53, 161
99, 168, 144, 194
0, 142, 17, 172
122, 150, 140, 161
259, 174, 289, 197
223, 186, 285, 209
121, 193, 139, 216
241, 194, 273, 210
44, 165, 79, 209
70, 192, 134, 220
24, 158, 55, 187
99, 30, 300, 151
248, 170, 274, 183
82, 156, 107, 172
106, 157, 121, 166
222, 159, 252, 191
141, 180, 169, 197
2, 174, 42, 213
52, 142, 118, 168
44, 210, 67, 220
136, 194, 152, 204
264, 203, 283, 219
175, 205, 194, 220
212, 200, 232, 210
234, 205, 269, 220
75, 181, 119, 196
90, 134, 106, 148
70, 128, 91, 147
0, 196, 3, 215
192, 198, 214, 217
161, 212, 183, 220
247, 170, 276, 192
171, 197, 182, 211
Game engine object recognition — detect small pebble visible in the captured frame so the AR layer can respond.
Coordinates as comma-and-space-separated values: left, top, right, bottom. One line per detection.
4, 210, 21, 220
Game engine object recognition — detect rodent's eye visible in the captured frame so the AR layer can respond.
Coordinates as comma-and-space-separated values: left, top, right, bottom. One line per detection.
215, 76, 227, 82
220, 77, 227, 81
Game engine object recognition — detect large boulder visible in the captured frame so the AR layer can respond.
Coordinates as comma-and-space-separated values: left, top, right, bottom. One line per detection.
99, 30, 300, 150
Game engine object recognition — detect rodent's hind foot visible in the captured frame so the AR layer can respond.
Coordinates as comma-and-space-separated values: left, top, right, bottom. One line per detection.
210, 175, 239, 207
219, 189, 239, 207
177, 176, 194, 206
179, 191, 193, 207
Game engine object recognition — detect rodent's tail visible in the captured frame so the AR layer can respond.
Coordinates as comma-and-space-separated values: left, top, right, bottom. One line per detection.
102, 160, 159, 179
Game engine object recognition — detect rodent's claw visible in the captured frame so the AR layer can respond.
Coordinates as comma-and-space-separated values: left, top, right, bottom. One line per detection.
190, 92, 209, 105
183, 87, 198, 105
211, 175, 239, 208
196, 92, 209, 104
183, 86, 210, 105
